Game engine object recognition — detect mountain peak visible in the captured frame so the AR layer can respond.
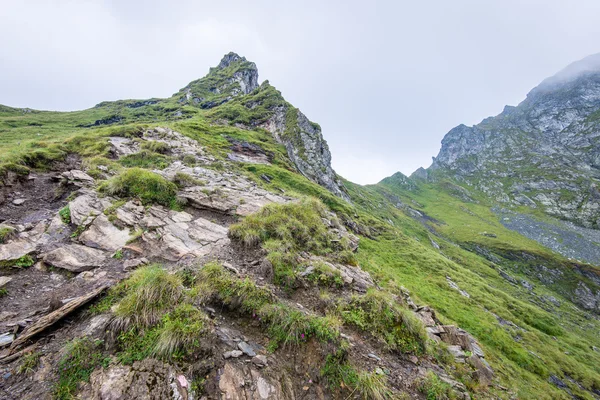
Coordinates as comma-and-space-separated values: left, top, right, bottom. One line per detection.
217, 52, 249, 69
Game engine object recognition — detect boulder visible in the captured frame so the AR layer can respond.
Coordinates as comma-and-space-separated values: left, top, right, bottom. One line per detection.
42, 244, 106, 272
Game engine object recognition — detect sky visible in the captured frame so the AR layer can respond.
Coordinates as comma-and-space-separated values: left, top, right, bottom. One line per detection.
2, 1, 600, 184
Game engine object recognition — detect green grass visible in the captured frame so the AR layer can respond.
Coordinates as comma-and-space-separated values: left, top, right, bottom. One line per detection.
17, 351, 41, 375
58, 206, 71, 224
53, 338, 109, 400
336, 289, 428, 354
99, 167, 178, 208
113, 265, 183, 330
419, 371, 456, 400
321, 344, 390, 400
118, 150, 171, 169
153, 303, 210, 357
0, 225, 15, 243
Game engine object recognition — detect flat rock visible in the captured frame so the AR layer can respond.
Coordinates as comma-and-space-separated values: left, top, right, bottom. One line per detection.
42, 244, 106, 272
79, 214, 132, 251
12, 198, 25, 205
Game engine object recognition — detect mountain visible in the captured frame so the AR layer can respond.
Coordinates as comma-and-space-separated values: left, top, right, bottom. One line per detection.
430, 53, 600, 229
0, 52, 599, 400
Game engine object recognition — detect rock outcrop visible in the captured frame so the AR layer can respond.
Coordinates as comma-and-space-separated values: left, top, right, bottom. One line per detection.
430, 53, 600, 228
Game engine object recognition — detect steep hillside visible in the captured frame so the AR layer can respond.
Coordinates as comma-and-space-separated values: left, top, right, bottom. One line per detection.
0, 53, 598, 400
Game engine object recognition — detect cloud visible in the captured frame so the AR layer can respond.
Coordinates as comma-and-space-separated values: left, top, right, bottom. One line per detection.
2, 0, 600, 184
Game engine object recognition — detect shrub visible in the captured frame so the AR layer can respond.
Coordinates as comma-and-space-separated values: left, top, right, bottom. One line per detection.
229, 197, 330, 250
258, 304, 340, 350
173, 172, 205, 188
322, 345, 390, 399
17, 351, 40, 375
99, 168, 178, 207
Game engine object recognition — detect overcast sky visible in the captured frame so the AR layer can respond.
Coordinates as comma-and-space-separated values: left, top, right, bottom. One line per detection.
2, 1, 600, 184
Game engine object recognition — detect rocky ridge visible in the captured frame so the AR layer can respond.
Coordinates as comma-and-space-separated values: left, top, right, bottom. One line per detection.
0, 127, 492, 399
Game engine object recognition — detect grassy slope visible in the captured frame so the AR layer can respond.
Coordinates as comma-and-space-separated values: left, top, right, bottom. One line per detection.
2, 83, 600, 399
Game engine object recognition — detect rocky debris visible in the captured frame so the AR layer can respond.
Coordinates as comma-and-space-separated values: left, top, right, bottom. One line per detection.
12, 199, 25, 206
142, 214, 229, 261
237, 341, 257, 357
498, 269, 518, 285
227, 139, 271, 165
143, 127, 212, 161
0, 332, 15, 347
42, 244, 106, 272
446, 276, 470, 298
178, 184, 287, 217
68, 189, 112, 226
223, 350, 243, 359
251, 355, 268, 367
415, 306, 494, 386
80, 358, 190, 400
574, 281, 600, 312
301, 256, 374, 292
0, 220, 49, 265
496, 208, 600, 267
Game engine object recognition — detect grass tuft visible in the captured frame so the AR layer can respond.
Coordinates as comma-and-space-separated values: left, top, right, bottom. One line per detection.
153, 303, 210, 357
99, 167, 178, 207
113, 265, 183, 330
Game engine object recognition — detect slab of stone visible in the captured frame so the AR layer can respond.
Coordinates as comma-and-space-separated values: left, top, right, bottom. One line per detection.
79, 214, 133, 252
42, 244, 106, 272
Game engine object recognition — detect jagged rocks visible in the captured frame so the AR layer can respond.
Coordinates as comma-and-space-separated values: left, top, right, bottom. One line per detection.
61, 170, 95, 186
261, 106, 349, 201
42, 244, 106, 272
80, 359, 190, 400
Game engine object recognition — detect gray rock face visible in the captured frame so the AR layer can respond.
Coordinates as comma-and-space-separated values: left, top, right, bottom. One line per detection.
431, 53, 600, 228
79, 214, 133, 252
261, 106, 349, 200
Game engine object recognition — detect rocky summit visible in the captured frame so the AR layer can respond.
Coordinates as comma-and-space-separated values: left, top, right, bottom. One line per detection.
0, 52, 599, 400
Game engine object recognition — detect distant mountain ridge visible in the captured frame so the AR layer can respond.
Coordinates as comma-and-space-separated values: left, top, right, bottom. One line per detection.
426, 52, 600, 228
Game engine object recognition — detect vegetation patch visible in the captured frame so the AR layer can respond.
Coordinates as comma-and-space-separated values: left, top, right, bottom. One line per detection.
119, 150, 171, 169
59, 205, 71, 224
229, 198, 356, 288
99, 168, 178, 207
53, 337, 108, 400
0, 225, 15, 243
